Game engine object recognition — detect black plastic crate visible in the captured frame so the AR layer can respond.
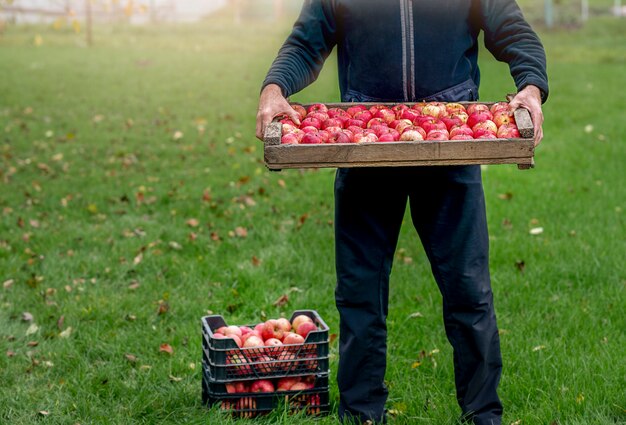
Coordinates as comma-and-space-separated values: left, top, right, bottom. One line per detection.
202, 371, 329, 418
201, 310, 330, 381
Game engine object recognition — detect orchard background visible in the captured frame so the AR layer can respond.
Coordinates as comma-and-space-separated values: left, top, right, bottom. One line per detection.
0, 1, 625, 424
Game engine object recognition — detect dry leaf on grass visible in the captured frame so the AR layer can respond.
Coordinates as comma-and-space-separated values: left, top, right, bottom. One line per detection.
159, 343, 174, 355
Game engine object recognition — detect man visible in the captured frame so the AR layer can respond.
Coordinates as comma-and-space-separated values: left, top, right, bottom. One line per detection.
256, 1, 548, 424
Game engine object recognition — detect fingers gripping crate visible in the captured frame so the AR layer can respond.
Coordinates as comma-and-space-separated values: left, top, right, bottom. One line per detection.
201, 310, 330, 381
202, 372, 330, 418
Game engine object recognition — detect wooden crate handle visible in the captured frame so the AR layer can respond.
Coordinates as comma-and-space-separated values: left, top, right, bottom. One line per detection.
264, 121, 282, 146
513, 108, 534, 139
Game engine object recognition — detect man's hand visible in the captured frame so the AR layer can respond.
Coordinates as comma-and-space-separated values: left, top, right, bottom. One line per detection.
256, 84, 301, 141
509, 85, 544, 146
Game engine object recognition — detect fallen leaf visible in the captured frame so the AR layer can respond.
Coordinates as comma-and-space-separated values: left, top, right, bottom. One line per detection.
58, 327, 73, 338
186, 218, 199, 227
169, 375, 183, 382
27, 341, 39, 347
3, 279, 14, 289
157, 301, 169, 315
133, 252, 143, 265
532, 345, 545, 352
172, 131, 184, 140
576, 393, 585, 404
210, 232, 220, 241
498, 192, 513, 200
409, 312, 424, 318
411, 361, 421, 368
251, 256, 261, 266
234, 227, 248, 238
273, 294, 289, 307
511, 420, 522, 425
124, 353, 137, 363
329, 333, 338, 344
128, 280, 140, 290
25, 323, 39, 336
584, 124, 593, 133
22, 312, 34, 322
38, 410, 49, 417
277, 179, 286, 188
529, 227, 544, 235
159, 343, 174, 355
168, 241, 182, 250
6, 350, 16, 357
515, 260, 526, 272
57, 315, 65, 330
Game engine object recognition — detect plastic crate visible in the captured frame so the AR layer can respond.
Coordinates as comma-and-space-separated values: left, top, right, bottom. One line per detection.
201, 310, 330, 381
202, 371, 330, 418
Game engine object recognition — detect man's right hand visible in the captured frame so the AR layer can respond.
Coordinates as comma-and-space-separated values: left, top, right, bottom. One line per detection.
255, 84, 301, 141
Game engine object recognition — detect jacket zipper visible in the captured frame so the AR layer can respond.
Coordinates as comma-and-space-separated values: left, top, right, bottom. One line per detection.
400, 0, 416, 102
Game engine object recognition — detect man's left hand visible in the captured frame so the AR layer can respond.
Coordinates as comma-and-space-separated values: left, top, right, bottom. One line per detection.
509, 85, 544, 146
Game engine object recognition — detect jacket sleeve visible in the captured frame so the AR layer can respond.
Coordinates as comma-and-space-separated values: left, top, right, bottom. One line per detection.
476, 0, 549, 102
262, 0, 338, 98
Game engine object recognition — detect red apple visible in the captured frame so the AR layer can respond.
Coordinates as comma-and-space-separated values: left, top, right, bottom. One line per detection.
214, 326, 227, 335
308, 111, 329, 123
472, 120, 498, 135
366, 117, 387, 129
264, 338, 283, 356
317, 130, 330, 143
283, 332, 306, 348
466, 103, 490, 115
291, 314, 314, 332
296, 321, 318, 338
489, 101, 510, 115
223, 325, 243, 338
307, 103, 328, 114
346, 105, 367, 116
261, 319, 287, 341
290, 382, 309, 391
346, 118, 366, 128
496, 123, 520, 138
226, 381, 249, 394
391, 103, 409, 118
281, 133, 299, 145
400, 128, 424, 141
327, 107, 349, 118
240, 330, 261, 345
445, 102, 466, 114
421, 119, 447, 134
353, 110, 373, 123
253, 323, 264, 334
280, 118, 299, 128
467, 111, 493, 129
250, 379, 274, 393
300, 132, 323, 145
473, 128, 497, 139
275, 351, 297, 373
449, 124, 474, 138
291, 104, 307, 120
421, 102, 447, 118
373, 108, 396, 124
449, 110, 469, 124
243, 335, 264, 348
441, 116, 464, 131
400, 108, 421, 122
368, 104, 387, 114
277, 377, 300, 391
328, 130, 351, 144
322, 118, 344, 130
492, 110, 516, 127
352, 132, 378, 143
426, 129, 450, 141
301, 117, 322, 129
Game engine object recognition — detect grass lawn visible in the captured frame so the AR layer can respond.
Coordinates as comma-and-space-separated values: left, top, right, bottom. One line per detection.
0, 9, 625, 425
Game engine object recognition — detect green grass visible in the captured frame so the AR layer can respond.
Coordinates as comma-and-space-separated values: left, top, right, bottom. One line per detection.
1, 12, 625, 425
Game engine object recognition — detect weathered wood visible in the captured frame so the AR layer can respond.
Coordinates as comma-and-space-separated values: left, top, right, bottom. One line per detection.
264, 102, 536, 170
513, 108, 534, 139
264, 122, 282, 146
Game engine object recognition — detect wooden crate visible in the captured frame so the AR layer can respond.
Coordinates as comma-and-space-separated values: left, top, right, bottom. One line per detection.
263, 102, 535, 170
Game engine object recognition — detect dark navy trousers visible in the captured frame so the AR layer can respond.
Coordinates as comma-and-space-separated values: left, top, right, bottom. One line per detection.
334, 165, 503, 425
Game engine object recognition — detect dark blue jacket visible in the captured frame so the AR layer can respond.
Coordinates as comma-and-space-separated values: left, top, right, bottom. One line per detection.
263, 0, 548, 104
